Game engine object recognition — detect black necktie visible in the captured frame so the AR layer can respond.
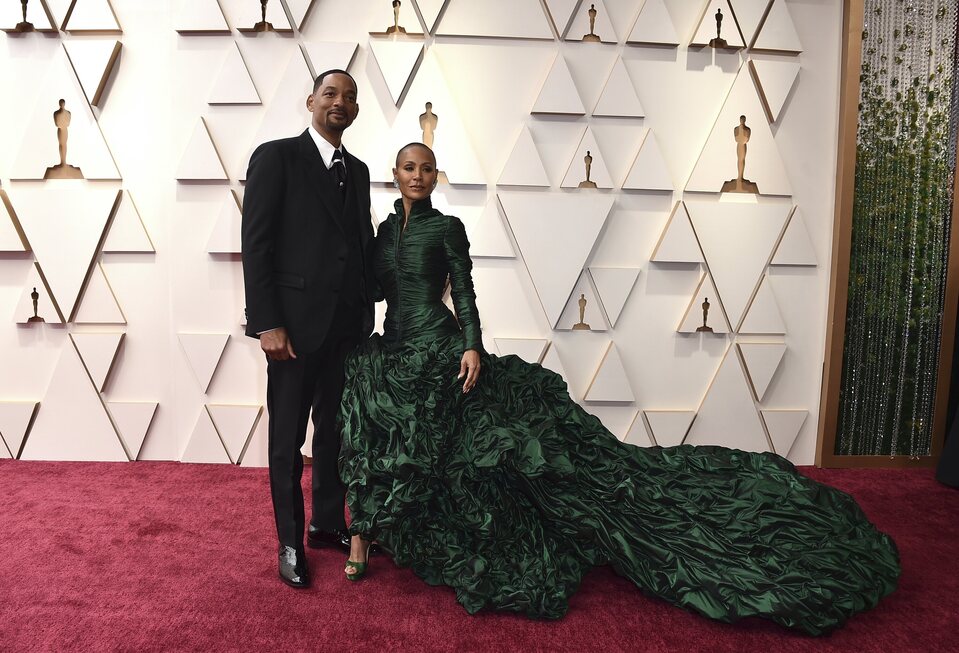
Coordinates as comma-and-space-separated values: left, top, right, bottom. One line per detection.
331, 149, 346, 192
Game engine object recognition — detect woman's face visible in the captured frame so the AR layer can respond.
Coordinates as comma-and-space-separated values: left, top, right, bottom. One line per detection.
393, 146, 438, 202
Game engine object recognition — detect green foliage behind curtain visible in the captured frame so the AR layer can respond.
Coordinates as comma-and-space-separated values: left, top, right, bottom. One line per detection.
837, 1, 958, 456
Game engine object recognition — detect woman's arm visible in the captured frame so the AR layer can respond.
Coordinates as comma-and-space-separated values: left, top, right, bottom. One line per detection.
443, 216, 484, 353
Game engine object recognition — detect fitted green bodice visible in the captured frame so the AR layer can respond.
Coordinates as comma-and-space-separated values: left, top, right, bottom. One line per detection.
373, 198, 483, 352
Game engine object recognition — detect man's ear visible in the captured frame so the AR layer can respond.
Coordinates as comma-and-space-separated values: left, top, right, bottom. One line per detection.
305, 93, 314, 111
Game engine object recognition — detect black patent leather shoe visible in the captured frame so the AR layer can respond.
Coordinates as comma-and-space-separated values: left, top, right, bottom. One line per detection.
307, 525, 351, 552
278, 546, 310, 589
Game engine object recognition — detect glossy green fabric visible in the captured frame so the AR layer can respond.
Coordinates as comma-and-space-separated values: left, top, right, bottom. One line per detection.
339, 198, 900, 634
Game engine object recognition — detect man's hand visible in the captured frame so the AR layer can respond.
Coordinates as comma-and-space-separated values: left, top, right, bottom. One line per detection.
458, 349, 481, 394
261, 327, 296, 361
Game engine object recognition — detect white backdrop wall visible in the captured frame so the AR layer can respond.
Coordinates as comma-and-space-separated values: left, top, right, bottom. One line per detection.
0, 0, 839, 466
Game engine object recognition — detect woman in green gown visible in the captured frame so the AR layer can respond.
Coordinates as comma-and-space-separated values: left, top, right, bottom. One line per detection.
338, 143, 899, 635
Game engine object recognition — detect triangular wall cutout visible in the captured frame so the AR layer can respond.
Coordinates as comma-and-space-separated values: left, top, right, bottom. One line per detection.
177, 118, 228, 181
178, 333, 230, 393
0, 402, 40, 459
104, 192, 154, 253
368, 39, 424, 106
74, 263, 126, 324
623, 130, 673, 191
543, 0, 580, 36
730, 0, 772, 47
438, 0, 553, 39
690, 0, 745, 49
175, 0, 230, 34
499, 191, 614, 327
565, 0, 617, 43
643, 410, 695, 447
63, 40, 122, 107
685, 67, 792, 196
593, 58, 644, 117
71, 332, 124, 392
558, 270, 610, 332
207, 190, 243, 254
585, 342, 635, 402
414, 0, 450, 33
62, 0, 121, 33
209, 42, 260, 105
761, 409, 806, 457
14, 263, 63, 324
107, 401, 157, 460
771, 207, 816, 266
468, 197, 515, 258
589, 267, 640, 327
181, 408, 231, 464
232, 0, 293, 32
752, 0, 802, 53
285, 0, 318, 31
678, 271, 730, 334
1, 1, 57, 32
749, 58, 800, 123
627, 0, 679, 45
494, 338, 549, 364
208, 404, 263, 464
739, 274, 786, 334
301, 41, 359, 79
651, 202, 703, 263
498, 125, 550, 187
686, 199, 789, 328
561, 127, 613, 189
737, 342, 786, 401
532, 53, 586, 115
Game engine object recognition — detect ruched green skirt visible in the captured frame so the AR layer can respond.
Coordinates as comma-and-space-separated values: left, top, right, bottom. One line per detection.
338, 334, 899, 634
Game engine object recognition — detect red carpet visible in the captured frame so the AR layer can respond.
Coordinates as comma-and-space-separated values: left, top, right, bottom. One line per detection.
0, 461, 956, 652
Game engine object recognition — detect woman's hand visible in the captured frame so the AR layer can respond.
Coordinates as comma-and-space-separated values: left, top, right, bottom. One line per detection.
458, 349, 481, 394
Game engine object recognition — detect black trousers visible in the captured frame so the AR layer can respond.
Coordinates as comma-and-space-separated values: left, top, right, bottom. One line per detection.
265, 304, 361, 550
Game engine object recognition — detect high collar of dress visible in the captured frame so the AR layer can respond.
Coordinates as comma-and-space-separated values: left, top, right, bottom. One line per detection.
393, 196, 440, 220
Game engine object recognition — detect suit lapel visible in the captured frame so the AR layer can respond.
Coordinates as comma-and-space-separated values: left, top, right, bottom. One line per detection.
344, 149, 371, 246
297, 130, 346, 236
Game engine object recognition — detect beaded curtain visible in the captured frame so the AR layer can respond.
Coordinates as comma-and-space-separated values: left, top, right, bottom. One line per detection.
837, 1, 958, 456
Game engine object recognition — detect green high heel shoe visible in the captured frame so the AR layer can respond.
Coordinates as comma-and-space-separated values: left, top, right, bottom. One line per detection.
344, 537, 372, 581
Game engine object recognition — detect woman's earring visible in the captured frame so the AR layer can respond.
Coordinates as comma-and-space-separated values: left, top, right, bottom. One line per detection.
393, 179, 399, 189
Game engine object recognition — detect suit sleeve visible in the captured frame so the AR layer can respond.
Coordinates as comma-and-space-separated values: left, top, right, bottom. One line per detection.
241, 143, 284, 337
443, 216, 484, 353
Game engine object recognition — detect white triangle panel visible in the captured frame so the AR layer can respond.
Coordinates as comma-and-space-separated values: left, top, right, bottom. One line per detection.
9, 186, 119, 321
593, 58, 644, 118
685, 199, 789, 329
438, 0, 553, 39
178, 333, 230, 393
498, 125, 550, 187
175, 0, 230, 34
540, 343, 573, 398
71, 332, 124, 392
107, 402, 158, 460
62, 0, 121, 32
685, 348, 769, 452
208, 404, 263, 464
181, 408, 231, 464
468, 197, 514, 258
739, 275, 786, 334
494, 338, 549, 364
737, 342, 785, 401
624, 412, 655, 446
585, 343, 634, 402
558, 271, 609, 332
561, 128, 613, 189
643, 410, 695, 447
369, 39, 424, 106
20, 343, 127, 461
544, 0, 579, 36
771, 207, 816, 266
499, 191, 614, 327
761, 409, 807, 457
623, 130, 673, 191
0, 402, 40, 459
177, 118, 228, 181
301, 41, 359, 79
63, 40, 122, 107
1, 1, 57, 31
627, 0, 678, 45
589, 267, 640, 327
690, 0, 744, 49
730, 0, 772, 47
285, 0, 317, 30
414, 0, 450, 33
11, 50, 121, 180
752, 0, 802, 53
651, 203, 702, 263
678, 272, 730, 334
209, 43, 260, 105
104, 193, 154, 253
749, 58, 800, 123
14, 264, 63, 324
75, 264, 126, 324
566, 0, 617, 43
233, 0, 293, 32
0, 192, 28, 252
40, 0, 72, 30
532, 54, 586, 115
685, 68, 792, 196
585, 405, 637, 441
207, 190, 243, 254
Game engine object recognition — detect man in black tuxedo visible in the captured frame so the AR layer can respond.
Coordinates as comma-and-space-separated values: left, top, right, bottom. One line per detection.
241, 69, 374, 588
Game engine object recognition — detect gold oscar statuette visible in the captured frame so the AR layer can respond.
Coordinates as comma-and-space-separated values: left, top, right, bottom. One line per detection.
572, 293, 592, 330
27, 287, 44, 323
420, 101, 449, 183
721, 115, 760, 194
14, 0, 35, 32
253, 0, 275, 32
386, 0, 407, 35
578, 150, 598, 189
696, 297, 713, 333
44, 100, 84, 180
582, 3, 601, 42
708, 7, 728, 48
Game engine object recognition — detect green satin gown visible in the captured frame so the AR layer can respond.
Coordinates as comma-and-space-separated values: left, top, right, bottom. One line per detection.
339, 198, 899, 635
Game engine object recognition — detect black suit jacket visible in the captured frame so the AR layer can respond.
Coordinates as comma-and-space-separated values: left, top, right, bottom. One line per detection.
241, 130, 375, 354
